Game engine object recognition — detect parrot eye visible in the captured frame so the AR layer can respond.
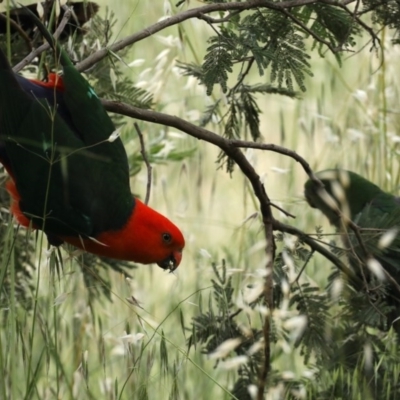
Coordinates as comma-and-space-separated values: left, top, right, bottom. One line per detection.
162, 233, 172, 244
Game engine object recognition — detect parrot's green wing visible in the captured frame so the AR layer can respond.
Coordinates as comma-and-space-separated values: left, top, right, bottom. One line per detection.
0, 49, 95, 236
27, 6, 128, 156
304, 169, 387, 226
0, 11, 134, 238
305, 169, 400, 333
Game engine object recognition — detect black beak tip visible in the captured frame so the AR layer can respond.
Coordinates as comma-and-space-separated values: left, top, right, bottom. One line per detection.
157, 256, 177, 273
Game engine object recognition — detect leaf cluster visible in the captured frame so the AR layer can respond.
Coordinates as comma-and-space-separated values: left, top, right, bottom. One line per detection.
364, 0, 400, 44
187, 261, 262, 399
177, 4, 366, 172
189, 233, 400, 399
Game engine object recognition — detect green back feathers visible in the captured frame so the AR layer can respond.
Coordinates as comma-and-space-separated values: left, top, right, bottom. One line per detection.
0, 11, 134, 237
0, 49, 94, 235
25, 7, 127, 152
304, 169, 397, 226
304, 168, 400, 296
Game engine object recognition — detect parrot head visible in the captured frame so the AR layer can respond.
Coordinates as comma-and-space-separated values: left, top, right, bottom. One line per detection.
304, 169, 384, 227
89, 198, 185, 271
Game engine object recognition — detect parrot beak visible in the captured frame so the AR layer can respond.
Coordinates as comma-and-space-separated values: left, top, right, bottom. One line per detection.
157, 250, 182, 272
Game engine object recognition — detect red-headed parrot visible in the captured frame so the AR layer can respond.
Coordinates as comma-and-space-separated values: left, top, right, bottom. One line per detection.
304, 169, 400, 333
0, 13, 185, 271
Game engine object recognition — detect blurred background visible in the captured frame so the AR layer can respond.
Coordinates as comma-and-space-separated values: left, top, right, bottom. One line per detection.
1, 0, 400, 398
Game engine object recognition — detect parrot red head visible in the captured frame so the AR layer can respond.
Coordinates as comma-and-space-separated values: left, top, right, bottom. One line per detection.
62, 198, 185, 271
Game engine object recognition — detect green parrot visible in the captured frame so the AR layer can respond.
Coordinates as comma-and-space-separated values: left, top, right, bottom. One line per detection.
0, 8, 184, 270
304, 169, 400, 334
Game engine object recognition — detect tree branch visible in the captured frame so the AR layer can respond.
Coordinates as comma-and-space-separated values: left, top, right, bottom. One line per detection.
101, 100, 323, 185
102, 98, 376, 396
229, 140, 324, 188
76, 0, 356, 72
12, 8, 72, 73
100, 98, 277, 397
101, 100, 374, 289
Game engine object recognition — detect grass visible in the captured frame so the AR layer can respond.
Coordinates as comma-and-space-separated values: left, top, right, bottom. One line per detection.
1, 1, 400, 399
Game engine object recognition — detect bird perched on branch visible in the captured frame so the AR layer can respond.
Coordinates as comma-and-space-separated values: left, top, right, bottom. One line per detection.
0, 1, 99, 40
304, 169, 400, 333
0, 9, 185, 271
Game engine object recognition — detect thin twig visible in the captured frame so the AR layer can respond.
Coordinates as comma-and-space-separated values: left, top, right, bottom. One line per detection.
273, 220, 359, 285
320, 0, 381, 48
229, 139, 324, 187
270, 202, 295, 218
12, 8, 72, 73
134, 123, 152, 205
382, 269, 400, 295
292, 249, 315, 285
230, 58, 255, 94
281, 8, 344, 54
197, 10, 241, 24
342, 224, 400, 296
256, 193, 274, 400
340, 221, 372, 292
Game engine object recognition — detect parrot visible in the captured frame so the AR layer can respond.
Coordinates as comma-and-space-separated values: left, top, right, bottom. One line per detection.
0, 1, 99, 40
304, 169, 400, 333
0, 10, 185, 271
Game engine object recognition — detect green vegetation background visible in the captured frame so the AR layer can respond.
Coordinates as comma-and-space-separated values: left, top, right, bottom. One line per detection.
0, 0, 399, 399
